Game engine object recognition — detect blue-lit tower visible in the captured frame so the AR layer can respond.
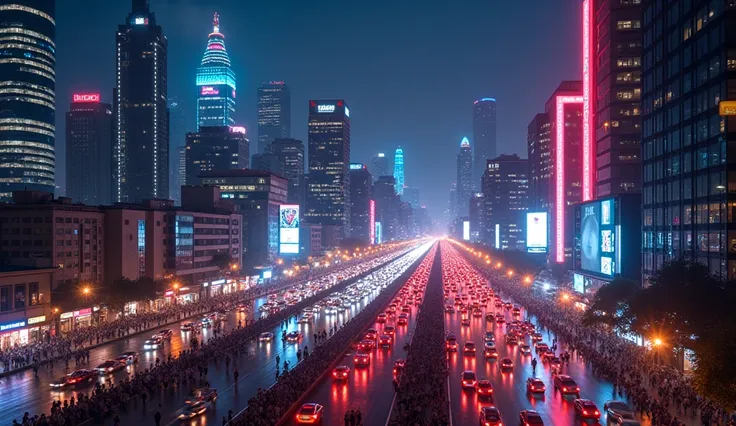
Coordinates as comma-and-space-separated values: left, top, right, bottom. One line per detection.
196, 13, 235, 129
393, 148, 404, 195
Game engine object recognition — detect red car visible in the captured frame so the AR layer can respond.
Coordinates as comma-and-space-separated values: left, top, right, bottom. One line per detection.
461, 370, 477, 389
354, 352, 370, 367
295, 403, 324, 424
500, 357, 514, 370
463, 341, 477, 354
397, 313, 409, 325
479, 406, 503, 426
446, 334, 458, 352
379, 334, 392, 347
332, 365, 350, 380
526, 377, 546, 393
477, 379, 494, 397
384, 326, 395, 336
519, 409, 544, 425
553, 375, 580, 396
573, 399, 600, 419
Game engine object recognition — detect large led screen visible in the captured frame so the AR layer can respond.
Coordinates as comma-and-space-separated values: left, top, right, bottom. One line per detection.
463, 221, 470, 241
279, 205, 300, 255
526, 212, 548, 253
579, 199, 615, 276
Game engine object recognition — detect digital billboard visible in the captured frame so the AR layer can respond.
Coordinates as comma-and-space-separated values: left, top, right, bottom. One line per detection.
526, 212, 548, 253
279, 205, 300, 255
579, 198, 616, 276
375, 222, 383, 245
369, 200, 376, 245
463, 221, 470, 241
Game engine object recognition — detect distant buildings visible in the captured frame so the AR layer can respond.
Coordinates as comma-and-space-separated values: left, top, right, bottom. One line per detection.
349, 164, 372, 244
393, 148, 404, 195
196, 13, 236, 129
66, 94, 113, 206
185, 126, 249, 186
481, 154, 529, 251
469, 192, 484, 243
371, 153, 389, 182
456, 137, 473, 217
373, 176, 400, 241
402, 187, 420, 209
305, 100, 351, 248
473, 98, 497, 187
527, 113, 552, 210
271, 138, 305, 208
114, 0, 169, 203
250, 152, 282, 175
257, 81, 291, 154
0, 1, 56, 199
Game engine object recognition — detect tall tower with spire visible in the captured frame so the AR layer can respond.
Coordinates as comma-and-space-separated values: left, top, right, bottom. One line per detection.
393, 148, 404, 195
196, 12, 236, 129
456, 137, 473, 217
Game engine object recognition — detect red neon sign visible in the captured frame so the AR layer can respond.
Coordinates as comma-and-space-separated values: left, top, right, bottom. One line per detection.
73, 93, 100, 103
582, 0, 594, 201
200, 86, 219, 96
555, 95, 584, 263
369, 200, 376, 245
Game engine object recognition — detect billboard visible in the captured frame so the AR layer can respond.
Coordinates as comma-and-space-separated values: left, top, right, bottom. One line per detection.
463, 221, 470, 241
579, 198, 616, 276
375, 222, 383, 245
279, 205, 300, 255
369, 200, 376, 245
526, 212, 548, 253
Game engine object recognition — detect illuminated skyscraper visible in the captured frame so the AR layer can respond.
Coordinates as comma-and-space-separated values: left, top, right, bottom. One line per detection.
393, 148, 404, 195
371, 152, 388, 181
114, 0, 169, 202
456, 137, 473, 217
196, 13, 235, 130
473, 98, 497, 187
257, 81, 291, 154
0, 0, 56, 199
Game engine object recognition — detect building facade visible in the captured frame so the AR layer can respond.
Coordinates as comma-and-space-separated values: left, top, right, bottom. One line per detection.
114, 0, 169, 203
473, 98, 497, 187
456, 137, 473, 217
0, 0, 56, 199
393, 148, 404, 195
185, 126, 248, 186
257, 81, 290, 154
373, 176, 400, 242
527, 113, 552, 210
371, 153, 389, 182
349, 163, 372, 244
305, 99, 351, 246
271, 138, 305, 208
66, 94, 112, 206
196, 13, 235, 130
251, 153, 282, 175
0, 266, 55, 350
482, 155, 529, 251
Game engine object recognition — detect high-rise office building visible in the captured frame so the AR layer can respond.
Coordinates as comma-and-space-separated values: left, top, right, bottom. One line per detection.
0, 1, 56, 199
177, 145, 186, 189
66, 94, 112, 205
589, 0, 642, 197
456, 137, 473, 217
402, 187, 420, 209
114, 0, 169, 203
349, 163, 372, 243
469, 192, 484, 242
371, 152, 389, 181
271, 138, 305, 208
393, 148, 404, 195
482, 154, 529, 250
305, 99, 350, 246
473, 98, 497, 186
251, 152, 282, 175
257, 81, 290, 154
373, 175, 400, 241
196, 13, 235, 130
641, 0, 733, 280
185, 126, 248, 186
169, 97, 186, 202
527, 113, 552, 210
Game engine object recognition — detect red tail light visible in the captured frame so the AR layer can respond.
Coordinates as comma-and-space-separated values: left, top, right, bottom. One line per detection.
563, 387, 567, 392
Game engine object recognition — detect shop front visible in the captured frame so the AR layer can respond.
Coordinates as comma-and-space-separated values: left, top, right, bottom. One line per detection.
58, 307, 93, 333
0, 314, 52, 350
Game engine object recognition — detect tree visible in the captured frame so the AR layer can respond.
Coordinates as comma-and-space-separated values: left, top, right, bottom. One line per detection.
690, 317, 736, 412
102, 277, 160, 316
582, 277, 639, 334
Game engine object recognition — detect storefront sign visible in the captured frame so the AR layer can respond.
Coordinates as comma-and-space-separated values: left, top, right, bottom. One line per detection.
27, 315, 46, 325
60, 312, 74, 319
0, 320, 26, 332
74, 308, 92, 317
211, 279, 226, 286
164, 290, 175, 296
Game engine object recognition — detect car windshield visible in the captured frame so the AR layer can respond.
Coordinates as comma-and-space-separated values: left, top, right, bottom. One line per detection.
608, 402, 632, 411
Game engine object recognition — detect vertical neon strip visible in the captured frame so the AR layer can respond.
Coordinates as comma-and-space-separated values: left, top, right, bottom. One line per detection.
555, 96, 584, 263
369, 200, 376, 245
582, 0, 594, 201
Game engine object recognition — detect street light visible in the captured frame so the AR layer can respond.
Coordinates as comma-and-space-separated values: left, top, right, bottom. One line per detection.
524, 276, 532, 284
507, 270, 514, 277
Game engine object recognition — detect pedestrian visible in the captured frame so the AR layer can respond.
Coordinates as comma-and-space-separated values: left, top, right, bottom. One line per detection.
154, 405, 162, 426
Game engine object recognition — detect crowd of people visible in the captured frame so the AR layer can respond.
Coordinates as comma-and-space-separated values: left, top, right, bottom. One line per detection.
232, 244, 435, 426
388, 244, 448, 426
468, 253, 734, 426
13, 246, 412, 426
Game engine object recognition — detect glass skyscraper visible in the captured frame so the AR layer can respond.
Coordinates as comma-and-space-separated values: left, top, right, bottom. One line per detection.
456, 137, 473, 217
257, 81, 291, 154
0, 1, 56, 199
393, 148, 404, 195
473, 98, 497, 187
196, 13, 235, 130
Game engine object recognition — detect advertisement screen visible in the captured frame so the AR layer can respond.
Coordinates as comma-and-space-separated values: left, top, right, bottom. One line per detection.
279, 205, 300, 255
579, 199, 616, 276
463, 221, 470, 241
526, 212, 548, 253
573, 273, 585, 294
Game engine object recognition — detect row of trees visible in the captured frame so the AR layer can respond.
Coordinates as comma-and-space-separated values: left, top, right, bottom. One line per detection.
582, 260, 736, 411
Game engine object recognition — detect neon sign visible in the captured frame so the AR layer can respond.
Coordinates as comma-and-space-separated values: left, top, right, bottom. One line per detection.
73, 93, 100, 103
369, 200, 376, 245
317, 104, 335, 113
555, 95, 584, 263
0, 320, 26, 331
201, 86, 219, 96
134, 17, 148, 25
349, 163, 363, 170
229, 126, 246, 134
582, 0, 594, 202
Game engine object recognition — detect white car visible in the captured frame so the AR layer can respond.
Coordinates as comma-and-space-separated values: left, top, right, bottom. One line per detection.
258, 332, 274, 342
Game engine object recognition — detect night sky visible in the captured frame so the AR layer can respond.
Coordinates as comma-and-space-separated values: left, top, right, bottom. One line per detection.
56, 0, 581, 220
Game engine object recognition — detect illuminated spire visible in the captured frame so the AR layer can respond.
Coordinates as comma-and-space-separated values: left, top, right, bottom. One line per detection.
201, 12, 230, 67
460, 137, 470, 147
213, 12, 219, 33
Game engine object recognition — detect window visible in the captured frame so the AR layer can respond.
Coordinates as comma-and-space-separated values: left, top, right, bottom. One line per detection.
29, 282, 40, 305
0, 286, 10, 311
14, 284, 25, 310
617, 20, 641, 30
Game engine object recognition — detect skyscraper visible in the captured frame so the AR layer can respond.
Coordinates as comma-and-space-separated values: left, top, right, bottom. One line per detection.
177, 145, 186, 190
196, 13, 235, 130
66, 93, 112, 205
482, 154, 529, 250
373, 176, 400, 241
0, 0, 56, 199
114, 0, 169, 203
271, 138, 305, 208
527, 113, 552, 210
393, 148, 404, 195
473, 98, 497, 186
402, 187, 420, 208
185, 126, 248, 186
251, 152, 282, 175
305, 99, 351, 247
371, 152, 388, 181
349, 163, 372, 244
456, 137, 473, 217
257, 81, 291, 154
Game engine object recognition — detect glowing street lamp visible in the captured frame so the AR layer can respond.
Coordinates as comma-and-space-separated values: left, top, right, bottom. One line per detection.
524, 276, 532, 284
506, 270, 514, 277
653, 338, 662, 347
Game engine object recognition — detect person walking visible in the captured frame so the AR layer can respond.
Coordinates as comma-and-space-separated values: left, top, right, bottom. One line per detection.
154, 405, 162, 426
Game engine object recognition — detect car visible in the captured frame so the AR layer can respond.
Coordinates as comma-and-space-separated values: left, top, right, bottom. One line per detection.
114, 355, 130, 365
445, 305, 455, 313
531, 332, 543, 342
393, 359, 406, 376
295, 403, 324, 424
379, 334, 392, 347
96, 360, 125, 374
495, 315, 505, 324
67, 369, 97, 385
499, 357, 514, 370
445, 334, 458, 351
484, 345, 498, 359
286, 331, 303, 342
519, 344, 532, 355
384, 325, 395, 336
504, 302, 512, 310
553, 375, 580, 395
121, 351, 139, 363
519, 409, 544, 425
49, 375, 72, 389
608, 413, 642, 426
479, 406, 502, 426
258, 332, 274, 342
512, 307, 521, 316
365, 328, 378, 340
604, 401, 640, 425
181, 322, 198, 332
573, 399, 601, 420
332, 365, 350, 380
461, 370, 477, 389
526, 377, 546, 393
178, 400, 208, 420
397, 313, 409, 325
143, 336, 163, 350
485, 313, 495, 322
461, 318, 471, 327
354, 352, 370, 366
483, 331, 495, 343
237, 303, 247, 312
298, 316, 310, 324
549, 357, 562, 373
535, 342, 549, 352
377, 313, 388, 323
153, 329, 172, 339
184, 387, 218, 404
477, 379, 494, 398
505, 334, 518, 345
541, 349, 556, 361
472, 308, 483, 317
200, 317, 212, 328
358, 339, 375, 351
463, 341, 476, 354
